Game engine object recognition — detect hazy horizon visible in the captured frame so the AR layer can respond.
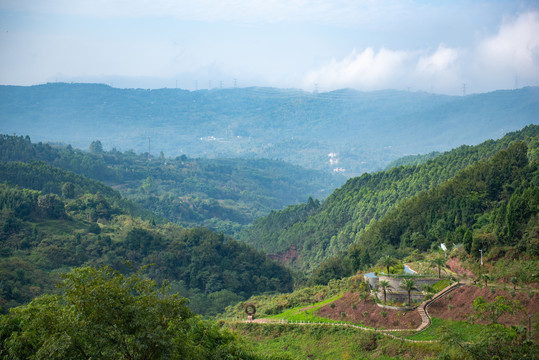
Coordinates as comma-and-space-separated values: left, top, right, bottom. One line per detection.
1, 1, 539, 95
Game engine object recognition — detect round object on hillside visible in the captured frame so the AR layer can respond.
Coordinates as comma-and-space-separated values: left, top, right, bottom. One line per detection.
245, 304, 256, 316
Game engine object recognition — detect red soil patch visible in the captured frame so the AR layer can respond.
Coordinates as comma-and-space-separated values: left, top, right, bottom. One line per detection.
316, 292, 422, 330
446, 257, 474, 278
428, 285, 539, 326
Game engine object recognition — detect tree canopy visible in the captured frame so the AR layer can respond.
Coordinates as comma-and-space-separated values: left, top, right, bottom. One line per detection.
0, 266, 276, 360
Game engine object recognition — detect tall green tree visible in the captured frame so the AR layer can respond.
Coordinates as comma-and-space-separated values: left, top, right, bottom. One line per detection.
89, 140, 103, 154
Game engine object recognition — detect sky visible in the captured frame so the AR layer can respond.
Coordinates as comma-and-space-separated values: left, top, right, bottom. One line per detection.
0, 0, 538, 95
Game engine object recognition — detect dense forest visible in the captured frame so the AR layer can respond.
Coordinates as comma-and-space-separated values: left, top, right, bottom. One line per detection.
310, 141, 539, 284
0, 134, 342, 235
1, 83, 538, 174
0, 160, 293, 315
241, 125, 539, 273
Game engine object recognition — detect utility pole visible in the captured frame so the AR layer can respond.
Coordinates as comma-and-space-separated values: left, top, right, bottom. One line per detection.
479, 249, 483, 266
462, 83, 467, 96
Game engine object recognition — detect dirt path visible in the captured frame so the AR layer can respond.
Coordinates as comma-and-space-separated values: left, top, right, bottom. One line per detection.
236, 282, 461, 343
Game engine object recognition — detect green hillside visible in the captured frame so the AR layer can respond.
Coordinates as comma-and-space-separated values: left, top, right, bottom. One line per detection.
0, 161, 293, 315
1, 83, 537, 174
312, 141, 539, 284
241, 125, 539, 273
0, 134, 343, 235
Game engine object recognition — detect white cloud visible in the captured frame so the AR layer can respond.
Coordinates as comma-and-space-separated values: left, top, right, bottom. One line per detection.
416, 45, 459, 74
305, 12, 539, 94
304, 47, 410, 90
475, 11, 539, 86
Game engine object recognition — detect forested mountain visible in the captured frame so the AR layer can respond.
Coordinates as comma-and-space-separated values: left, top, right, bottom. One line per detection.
0, 134, 342, 234
311, 141, 539, 284
1, 83, 538, 174
0, 161, 293, 315
241, 125, 539, 272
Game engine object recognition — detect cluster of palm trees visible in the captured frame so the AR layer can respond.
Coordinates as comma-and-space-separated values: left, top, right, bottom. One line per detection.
377, 278, 418, 305
375, 254, 447, 305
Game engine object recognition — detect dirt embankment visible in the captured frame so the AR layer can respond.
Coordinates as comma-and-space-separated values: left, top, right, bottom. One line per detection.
316, 292, 422, 330
267, 245, 299, 263
428, 285, 539, 326
445, 257, 474, 278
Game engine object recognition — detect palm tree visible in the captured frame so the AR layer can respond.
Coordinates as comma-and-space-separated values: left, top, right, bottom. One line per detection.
402, 278, 417, 305
378, 255, 396, 275
377, 280, 392, 304
430, 256, 446, 278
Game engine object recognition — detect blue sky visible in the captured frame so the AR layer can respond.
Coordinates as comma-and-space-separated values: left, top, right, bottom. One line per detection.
1, 0, 538, 94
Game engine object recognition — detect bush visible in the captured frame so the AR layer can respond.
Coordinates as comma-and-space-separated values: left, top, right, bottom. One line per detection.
357, 332, 379, 351
0, 266, 267, 360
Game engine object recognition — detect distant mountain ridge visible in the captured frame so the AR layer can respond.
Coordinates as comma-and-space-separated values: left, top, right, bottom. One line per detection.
1, 83, 537, 174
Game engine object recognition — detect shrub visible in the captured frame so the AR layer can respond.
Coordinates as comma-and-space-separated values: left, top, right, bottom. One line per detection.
357, 332, 379, 351
381, 311, 387, 318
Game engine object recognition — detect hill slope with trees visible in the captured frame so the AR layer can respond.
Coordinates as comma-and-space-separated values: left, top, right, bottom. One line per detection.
0, 134, 343, 235
240, 125, 539, 273
0, 161, 293, 315
311, 141, 539, 284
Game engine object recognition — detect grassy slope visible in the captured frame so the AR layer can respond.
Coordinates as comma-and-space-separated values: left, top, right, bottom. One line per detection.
230, 322, 440, 360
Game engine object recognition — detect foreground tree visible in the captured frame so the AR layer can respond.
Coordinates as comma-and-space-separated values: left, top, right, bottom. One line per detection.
0, 266, 271, 360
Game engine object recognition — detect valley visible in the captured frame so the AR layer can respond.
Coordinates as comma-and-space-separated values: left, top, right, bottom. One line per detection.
1, 91, 538, 359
